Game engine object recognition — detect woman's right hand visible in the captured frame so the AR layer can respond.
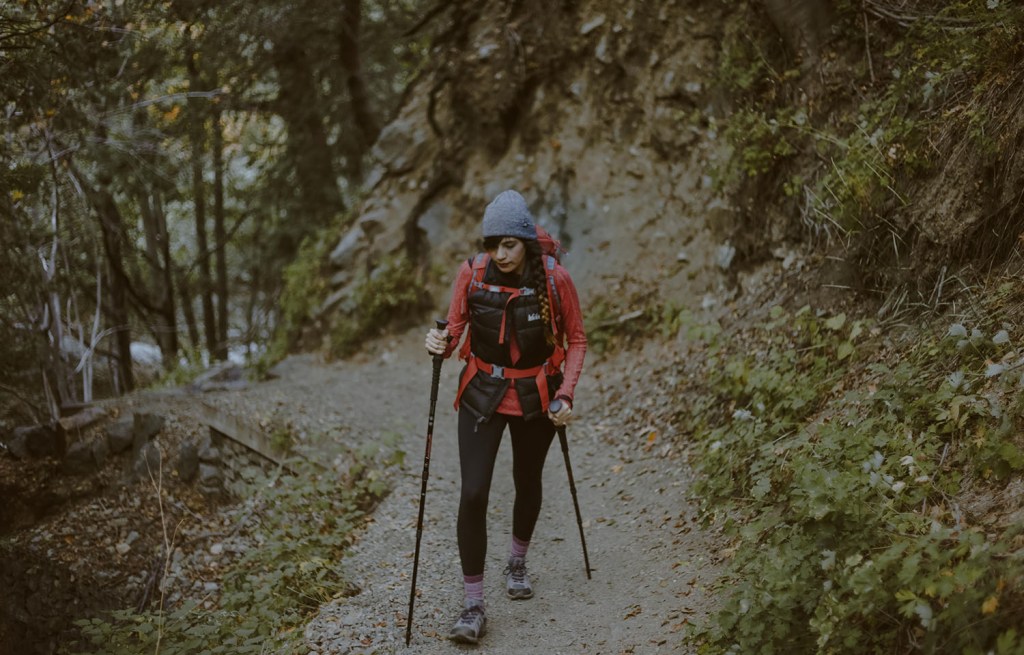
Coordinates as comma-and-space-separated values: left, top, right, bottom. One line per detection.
425, 328, 449, 355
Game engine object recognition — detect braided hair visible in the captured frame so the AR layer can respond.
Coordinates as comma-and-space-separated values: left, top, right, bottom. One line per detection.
523, 239, 556, 347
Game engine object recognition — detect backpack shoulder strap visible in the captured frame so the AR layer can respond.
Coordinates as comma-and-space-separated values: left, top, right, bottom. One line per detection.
545, 255, 562, 336
460, 253, 489, 360
468, 253, 488, 289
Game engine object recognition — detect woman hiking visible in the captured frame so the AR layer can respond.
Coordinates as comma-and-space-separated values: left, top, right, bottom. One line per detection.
424, 189, 587, 644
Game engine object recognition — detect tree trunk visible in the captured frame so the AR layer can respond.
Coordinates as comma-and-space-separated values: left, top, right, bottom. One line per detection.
42, 141, 74, 415
187, 39, 218, 362
245, 211, 265, 362
339, 0, 380, 151
212, 106, 229, 361
90, 184, 135, 392
138, 191, 179, 369
274, 43, 344, 230
175, 264, 201, 353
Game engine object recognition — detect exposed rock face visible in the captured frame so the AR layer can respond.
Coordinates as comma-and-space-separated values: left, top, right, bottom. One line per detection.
320, 0, 738, 335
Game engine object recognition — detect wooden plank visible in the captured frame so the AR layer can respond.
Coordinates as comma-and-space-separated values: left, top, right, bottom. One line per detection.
196, 401, 286, 467
57, 406, 108, 434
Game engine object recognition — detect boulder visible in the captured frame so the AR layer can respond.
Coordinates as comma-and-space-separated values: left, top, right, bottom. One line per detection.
13, 424, 64, 459
6, 429, 30, 459
132, 413, 164, 452
62, 440, 97, 476
175, 441, 199, 483
133, 441, 162, 480
106, 416, 135, 454
198, 463, 224, 495
92, 436, 110, 468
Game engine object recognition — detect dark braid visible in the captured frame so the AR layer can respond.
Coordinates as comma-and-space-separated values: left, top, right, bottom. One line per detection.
523, 240, 556, 346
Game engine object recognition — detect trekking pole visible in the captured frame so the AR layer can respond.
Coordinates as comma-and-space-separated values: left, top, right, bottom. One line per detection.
550, 398, 592, 579
406, 319, 448, 647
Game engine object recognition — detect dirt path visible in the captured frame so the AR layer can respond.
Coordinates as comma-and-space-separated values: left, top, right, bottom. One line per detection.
301, 328, 721, 654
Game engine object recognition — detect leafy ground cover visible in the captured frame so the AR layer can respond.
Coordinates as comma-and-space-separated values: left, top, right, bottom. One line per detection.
69, 442, 398, 655
674, 272, 1024, 654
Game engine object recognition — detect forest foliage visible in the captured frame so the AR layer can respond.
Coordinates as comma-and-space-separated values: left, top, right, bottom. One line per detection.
717, 0, 1024, 288
1, 0, 430, 421
682, 2, 1024, 653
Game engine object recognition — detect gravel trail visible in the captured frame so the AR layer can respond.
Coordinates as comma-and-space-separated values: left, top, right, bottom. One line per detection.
302, 329, 721, 654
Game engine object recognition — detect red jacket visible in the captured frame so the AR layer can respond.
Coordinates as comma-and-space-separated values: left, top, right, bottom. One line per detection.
442, 258, 587, 415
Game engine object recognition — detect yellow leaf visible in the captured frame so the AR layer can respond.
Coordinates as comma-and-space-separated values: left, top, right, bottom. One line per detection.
647, 431, 658, 443
981, 595, 999, 615
163, 105, 181, 122
11, 190, 24, 201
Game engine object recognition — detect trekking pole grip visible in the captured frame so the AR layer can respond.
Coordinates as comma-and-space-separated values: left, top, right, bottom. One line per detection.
431, 318, 448, 376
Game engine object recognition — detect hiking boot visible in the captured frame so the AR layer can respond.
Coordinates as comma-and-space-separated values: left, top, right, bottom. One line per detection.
449, 600, 486, 644
504, 556, 533, 600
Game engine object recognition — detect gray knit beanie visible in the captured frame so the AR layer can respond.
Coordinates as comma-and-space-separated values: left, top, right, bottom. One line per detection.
481, 190, 536, 241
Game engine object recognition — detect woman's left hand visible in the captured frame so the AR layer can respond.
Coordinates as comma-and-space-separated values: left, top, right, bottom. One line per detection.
548, 399, 572, 427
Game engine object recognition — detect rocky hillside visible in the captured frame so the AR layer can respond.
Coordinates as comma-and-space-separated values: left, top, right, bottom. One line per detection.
295, 0, 1022, 352
309, 0, 733, 345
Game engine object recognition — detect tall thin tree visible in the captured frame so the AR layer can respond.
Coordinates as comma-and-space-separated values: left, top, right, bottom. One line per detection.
187, 29, 218, 361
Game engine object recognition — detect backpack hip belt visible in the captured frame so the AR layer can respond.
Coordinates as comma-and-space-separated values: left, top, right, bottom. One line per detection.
454, 348, 565, 415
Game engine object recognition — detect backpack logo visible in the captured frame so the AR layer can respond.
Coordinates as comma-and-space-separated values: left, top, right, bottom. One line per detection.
528, 312, 541, 322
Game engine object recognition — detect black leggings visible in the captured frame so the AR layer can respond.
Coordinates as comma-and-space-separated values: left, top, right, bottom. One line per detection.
457, 408, 556, 576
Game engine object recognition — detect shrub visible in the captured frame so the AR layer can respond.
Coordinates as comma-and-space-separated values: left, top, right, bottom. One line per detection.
683, 303, 1024, 654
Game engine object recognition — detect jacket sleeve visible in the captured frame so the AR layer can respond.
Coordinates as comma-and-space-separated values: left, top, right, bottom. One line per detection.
552, 265, 587, 405
442, 260, 474, 359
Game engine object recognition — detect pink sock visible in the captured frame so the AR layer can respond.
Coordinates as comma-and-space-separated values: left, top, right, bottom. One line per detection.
463, 573, 484, 604
510, 535, 529, 559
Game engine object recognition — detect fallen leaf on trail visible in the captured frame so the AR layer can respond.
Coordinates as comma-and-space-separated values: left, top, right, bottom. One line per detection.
611, 464, 623, 474
624, 604, 642, 619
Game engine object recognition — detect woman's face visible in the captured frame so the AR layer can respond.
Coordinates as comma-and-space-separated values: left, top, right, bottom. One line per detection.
487, 237, 527, 275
